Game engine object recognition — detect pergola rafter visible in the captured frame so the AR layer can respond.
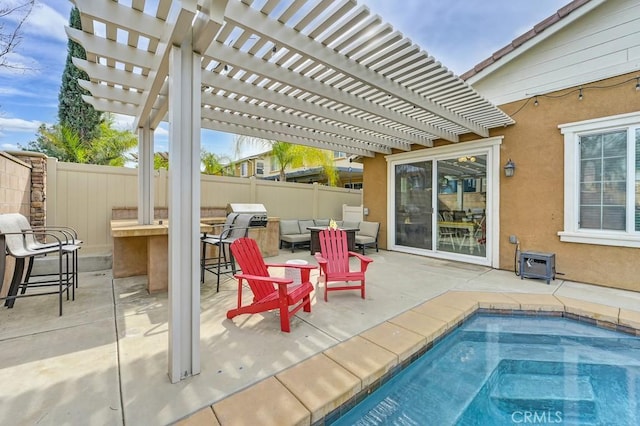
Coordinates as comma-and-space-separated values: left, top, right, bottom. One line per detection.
71, 0, 513, 156
70, 0, 515, 383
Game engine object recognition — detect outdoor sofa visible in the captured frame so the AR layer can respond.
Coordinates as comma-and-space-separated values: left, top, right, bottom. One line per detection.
279, 219, 379, 254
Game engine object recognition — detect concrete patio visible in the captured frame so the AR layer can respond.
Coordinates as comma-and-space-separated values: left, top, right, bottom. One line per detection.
1, 248, 639, 425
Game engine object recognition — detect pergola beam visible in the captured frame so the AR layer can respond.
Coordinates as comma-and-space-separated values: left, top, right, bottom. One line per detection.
133, 3, 199, 130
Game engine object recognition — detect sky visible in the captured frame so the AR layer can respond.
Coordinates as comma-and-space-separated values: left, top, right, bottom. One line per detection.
0, 0, 569, 161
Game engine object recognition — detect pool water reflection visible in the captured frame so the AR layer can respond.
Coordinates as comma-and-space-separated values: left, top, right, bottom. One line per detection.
331, 315, 640, 425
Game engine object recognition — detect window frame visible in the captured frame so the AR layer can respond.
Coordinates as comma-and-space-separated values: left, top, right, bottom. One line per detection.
558, 111, 640, 248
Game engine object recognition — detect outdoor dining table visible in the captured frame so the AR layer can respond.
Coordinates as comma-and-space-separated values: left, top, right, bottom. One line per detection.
307, 226, 359, 255
438, 220, 478, 253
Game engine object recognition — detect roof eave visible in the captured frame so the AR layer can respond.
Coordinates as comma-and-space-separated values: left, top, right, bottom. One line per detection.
463, 0, 605, 85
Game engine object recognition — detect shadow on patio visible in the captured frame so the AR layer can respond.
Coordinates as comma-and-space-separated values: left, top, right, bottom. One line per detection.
1, 249, 639, 425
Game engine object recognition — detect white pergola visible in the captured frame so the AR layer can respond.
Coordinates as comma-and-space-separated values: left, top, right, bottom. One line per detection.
69, 0, 514, 382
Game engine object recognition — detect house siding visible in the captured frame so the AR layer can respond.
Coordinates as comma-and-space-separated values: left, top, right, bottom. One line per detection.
469, 0, 640, 105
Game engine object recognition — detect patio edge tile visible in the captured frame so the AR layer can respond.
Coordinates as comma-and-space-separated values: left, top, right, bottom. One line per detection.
212, 376, 310, 426
388, 310, 448, 342
507, 293, 565, 311
323, 335, 398, 388
359, 321, 426, 364
175, 406, 220, 426
555, 296, 619, 325
276, 353, 361, 424
619, 308, 640, 334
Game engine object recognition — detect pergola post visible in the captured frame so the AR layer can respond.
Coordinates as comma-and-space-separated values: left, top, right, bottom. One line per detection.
167, 33, 202, 383
138, 121, 154, 225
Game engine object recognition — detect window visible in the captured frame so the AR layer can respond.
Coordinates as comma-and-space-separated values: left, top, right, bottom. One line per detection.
270, 156, 279, 172
240, 162, 248, 177
256, 161, 264, 175
559, 112, 640, 247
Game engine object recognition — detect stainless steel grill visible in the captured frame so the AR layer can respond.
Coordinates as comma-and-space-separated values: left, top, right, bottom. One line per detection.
226, 203, 268, 227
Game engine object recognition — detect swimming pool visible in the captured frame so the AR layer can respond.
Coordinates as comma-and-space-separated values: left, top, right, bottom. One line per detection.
331, 315, 640, 425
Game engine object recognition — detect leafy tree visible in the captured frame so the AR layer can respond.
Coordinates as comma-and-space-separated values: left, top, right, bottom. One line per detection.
24, 123, 87, 163
58, 7, 102, 142
201, 150, 232, 175
21, 114, 137, 166
154, 152, 169, 170
88, 119, 137, 166
234, 135, 337, 185
0, 0, 35, 70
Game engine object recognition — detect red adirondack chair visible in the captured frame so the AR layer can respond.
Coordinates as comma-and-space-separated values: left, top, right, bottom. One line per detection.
314, 228, 373, 302
227, 237, 317, 332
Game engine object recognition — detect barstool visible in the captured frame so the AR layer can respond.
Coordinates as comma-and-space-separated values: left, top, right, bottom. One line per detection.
201, 213, 252, 291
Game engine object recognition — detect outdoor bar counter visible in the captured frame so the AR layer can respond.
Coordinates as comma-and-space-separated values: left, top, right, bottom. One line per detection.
111, 217, 280, 293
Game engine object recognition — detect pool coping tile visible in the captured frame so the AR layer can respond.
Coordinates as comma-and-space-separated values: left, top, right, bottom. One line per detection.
555, 295, 620, 325
506, 293, 565, 312
175, 407, 220, 426
359, 321, 426, 363
212, 376, 310, 426
619, 309, 640, 334
275, 353, 361, 424
460, 291, 521, 309
410, 300, 467, 330
388, 310, 448, 342
323, 335, 398, 388
430, 291, 480, 317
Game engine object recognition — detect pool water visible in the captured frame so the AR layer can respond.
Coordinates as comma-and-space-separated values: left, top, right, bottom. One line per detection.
331, 315, 640, 425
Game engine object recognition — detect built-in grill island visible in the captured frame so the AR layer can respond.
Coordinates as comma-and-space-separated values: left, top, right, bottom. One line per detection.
226, 203, 268, 227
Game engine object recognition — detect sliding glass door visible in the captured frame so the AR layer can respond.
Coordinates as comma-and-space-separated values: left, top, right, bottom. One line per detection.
394, 161, 433, 250
436, 155, 486, 257
392, 152, 488, 259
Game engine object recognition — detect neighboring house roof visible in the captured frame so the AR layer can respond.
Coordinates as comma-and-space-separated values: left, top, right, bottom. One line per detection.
461, 0, 594, 81
234, 149, 271, 163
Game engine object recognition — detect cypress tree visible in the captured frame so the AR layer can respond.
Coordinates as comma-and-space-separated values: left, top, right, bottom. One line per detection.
58, 7, 101, 142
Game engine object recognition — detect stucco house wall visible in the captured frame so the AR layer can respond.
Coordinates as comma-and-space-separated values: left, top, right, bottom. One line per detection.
495, 71, 639, 290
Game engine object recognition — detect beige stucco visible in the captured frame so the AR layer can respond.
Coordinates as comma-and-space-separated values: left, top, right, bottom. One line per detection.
363, 72, 640, 291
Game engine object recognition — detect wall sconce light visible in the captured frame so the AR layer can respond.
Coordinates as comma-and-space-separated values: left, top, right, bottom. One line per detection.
504, 159, 516, 177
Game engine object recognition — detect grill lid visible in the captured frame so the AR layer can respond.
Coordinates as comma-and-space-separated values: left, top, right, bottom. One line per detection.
226, 203, 267, 214
226, 203, 267, 227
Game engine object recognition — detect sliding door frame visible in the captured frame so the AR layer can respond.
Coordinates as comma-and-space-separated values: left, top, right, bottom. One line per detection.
385, 136, 503, 267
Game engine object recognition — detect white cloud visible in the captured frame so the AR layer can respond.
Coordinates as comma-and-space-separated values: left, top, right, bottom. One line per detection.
0, 86, 38, 97
0, 1, 66, 41
109, 113, 135, 131
1, 143, 19, 150
0, 117, 45, 132
154, 125, 169, 137
27, 2, 69, 42
0, 52, 39, 75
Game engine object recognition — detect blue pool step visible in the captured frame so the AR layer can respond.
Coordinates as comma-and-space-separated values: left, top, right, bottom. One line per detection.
490, 373, 596, 421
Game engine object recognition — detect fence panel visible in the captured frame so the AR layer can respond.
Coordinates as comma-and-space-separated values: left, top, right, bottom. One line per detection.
48, 162, 362, 253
